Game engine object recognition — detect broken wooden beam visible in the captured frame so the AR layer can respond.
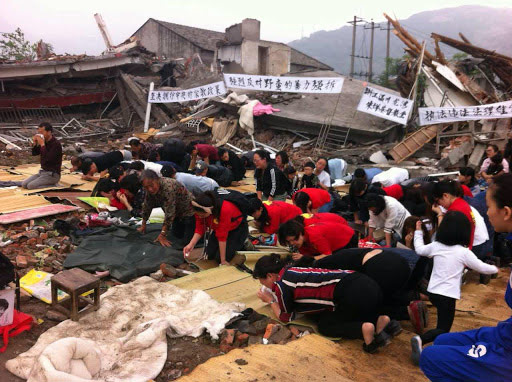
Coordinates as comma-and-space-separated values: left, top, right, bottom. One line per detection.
119, 72, 173, 126
389, 124, 445, 163
383, 13, 436, 67
114, 76, 130, 126
458, 32, 472, 45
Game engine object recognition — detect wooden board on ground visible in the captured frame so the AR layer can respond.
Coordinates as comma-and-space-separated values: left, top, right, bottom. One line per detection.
0, 204, 81, 224
0, 194, 52, 214
178, 334, 355, 382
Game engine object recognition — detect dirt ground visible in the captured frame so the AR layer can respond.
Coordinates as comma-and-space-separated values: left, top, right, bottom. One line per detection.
0, 269, 510, 382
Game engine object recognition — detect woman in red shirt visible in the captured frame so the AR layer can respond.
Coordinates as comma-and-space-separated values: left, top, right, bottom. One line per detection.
293, 188, 332, 213
183, 191, 248, 265
431, 180, 475, 248
302, 212, 348, 226
278, 215, 357, 261
248, 199, 302, 235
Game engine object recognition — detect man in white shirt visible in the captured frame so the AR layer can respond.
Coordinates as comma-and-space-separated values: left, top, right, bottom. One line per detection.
314, 157, 331, 190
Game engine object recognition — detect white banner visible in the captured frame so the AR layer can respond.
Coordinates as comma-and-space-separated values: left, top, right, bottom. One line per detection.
357, 86, 413, 125
418, 100, 512, 126
148, 81, 227, 103
223, 73, 343, 93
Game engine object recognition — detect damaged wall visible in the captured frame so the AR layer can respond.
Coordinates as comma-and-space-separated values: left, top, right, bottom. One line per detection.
133, 19, 214, 63
218, 40, 290, 75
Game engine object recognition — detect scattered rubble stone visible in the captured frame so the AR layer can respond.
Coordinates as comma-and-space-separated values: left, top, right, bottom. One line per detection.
235, 358, 248, 366
248, 335, 263, 345
268, 325, 292, 344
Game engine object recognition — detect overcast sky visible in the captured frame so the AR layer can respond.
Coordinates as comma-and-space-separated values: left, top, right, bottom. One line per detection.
2, 0, 511, 55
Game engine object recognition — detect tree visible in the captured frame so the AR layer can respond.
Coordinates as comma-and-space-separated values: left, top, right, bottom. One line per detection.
0, 28, 53, 61
375, 56, 407, 89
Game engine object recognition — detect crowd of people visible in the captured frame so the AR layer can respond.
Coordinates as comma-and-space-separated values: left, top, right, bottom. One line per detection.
22, 122, 512, 381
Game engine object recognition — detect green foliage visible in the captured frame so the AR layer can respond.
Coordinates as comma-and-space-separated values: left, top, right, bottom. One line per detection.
375, 56, 406, 89
0, 28, 54, 61
451, 52, 469, 61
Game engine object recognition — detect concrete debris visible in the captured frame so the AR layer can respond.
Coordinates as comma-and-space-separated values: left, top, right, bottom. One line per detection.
369, 150, 389, 165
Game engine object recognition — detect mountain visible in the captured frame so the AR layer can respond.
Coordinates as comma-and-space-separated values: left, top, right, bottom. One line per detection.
288, 5, 512, 77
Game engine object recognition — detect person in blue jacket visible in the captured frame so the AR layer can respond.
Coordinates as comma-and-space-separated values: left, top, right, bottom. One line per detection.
419, 173, 512, 382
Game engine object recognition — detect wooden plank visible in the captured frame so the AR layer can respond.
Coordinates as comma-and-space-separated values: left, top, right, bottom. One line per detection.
389, 124, 442, 163
0, 204, 80, 224
0, 194, 51, 214
120, 73, 172, 126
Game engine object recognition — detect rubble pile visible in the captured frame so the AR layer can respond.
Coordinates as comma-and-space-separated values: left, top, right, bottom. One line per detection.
0, 218, 75, 275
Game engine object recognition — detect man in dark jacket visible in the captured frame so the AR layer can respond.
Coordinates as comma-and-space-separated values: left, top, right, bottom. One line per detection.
22, 122, 62, 189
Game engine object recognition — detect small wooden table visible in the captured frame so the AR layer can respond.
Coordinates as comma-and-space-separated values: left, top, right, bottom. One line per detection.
51, 268, 100, 321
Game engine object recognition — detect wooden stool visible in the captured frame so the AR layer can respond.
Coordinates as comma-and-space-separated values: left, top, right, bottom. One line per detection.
51, 268, 100, 321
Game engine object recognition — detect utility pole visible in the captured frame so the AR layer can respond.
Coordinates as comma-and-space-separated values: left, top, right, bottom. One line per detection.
386, 20, 391, 82
368, 20, 375, 83
350, 16, 357, 78
347, 16, 364, 78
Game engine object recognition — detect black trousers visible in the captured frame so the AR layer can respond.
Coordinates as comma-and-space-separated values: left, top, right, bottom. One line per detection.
206, 220, 248, 262
317, 249, 410, 301
344, 232, 359, 249
171, 215, 196, 248
316, 272, 383, 339
420, 292, 456, 344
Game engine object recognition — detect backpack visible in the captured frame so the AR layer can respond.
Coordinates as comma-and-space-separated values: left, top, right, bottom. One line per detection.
0, 252, 15, 290
216, 189, 251, 222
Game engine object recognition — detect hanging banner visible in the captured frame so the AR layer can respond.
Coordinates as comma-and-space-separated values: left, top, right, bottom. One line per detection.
357, 86, 413, 125
418, 100, 512, 126
223, 73, 343, 93
148, 81, 227, 103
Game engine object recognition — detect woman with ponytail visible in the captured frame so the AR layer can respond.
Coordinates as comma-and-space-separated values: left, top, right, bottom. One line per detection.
183, 191, 248, 265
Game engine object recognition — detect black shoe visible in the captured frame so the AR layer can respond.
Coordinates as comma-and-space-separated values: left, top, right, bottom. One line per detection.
363, 340, 379, 354
480, 273, 491, 284
383, 319, 402, 337
374, 331, 391, 347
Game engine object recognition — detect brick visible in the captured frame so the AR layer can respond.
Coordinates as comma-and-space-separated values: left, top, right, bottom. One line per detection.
263, 324, 278, 340
219, 343, 234, 353
235, 332, 249, 346
269, 325, 292, 344
289, 326, 301, 338
16, 255, 28, 268
221, 329, 236, 346
27, 256, 39, 266
248, 336, 263, 345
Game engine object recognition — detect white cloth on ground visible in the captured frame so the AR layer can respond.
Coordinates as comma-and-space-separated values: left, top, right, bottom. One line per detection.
6, 277, 243, 382
221, 92, 249, 106
371, 167, 409, 187
27, 338, 102, 382
238, 100, 259, 136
